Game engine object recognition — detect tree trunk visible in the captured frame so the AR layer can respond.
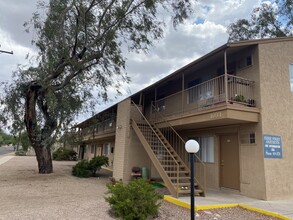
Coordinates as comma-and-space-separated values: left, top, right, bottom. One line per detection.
34, 145, 53, 173
24, 83, 54, 174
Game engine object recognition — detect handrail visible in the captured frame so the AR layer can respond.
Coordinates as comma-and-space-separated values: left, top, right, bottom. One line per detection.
151, 103, 206, 195
131, 101, 180, 189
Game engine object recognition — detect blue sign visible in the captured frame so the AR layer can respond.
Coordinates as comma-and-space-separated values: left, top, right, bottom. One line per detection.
263, 135, 282, 159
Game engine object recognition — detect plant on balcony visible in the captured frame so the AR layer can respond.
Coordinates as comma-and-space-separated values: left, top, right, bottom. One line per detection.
234, 94, 246, 103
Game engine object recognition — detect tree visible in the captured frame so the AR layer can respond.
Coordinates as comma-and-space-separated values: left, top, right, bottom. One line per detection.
0, 0, 192, 173
227, 0, 293, 41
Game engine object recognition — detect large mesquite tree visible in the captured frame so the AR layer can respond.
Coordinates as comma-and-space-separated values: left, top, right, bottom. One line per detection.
0, 0, 192, 173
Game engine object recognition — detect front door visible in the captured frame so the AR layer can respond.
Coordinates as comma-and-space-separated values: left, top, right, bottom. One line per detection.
220, 134, 240, 190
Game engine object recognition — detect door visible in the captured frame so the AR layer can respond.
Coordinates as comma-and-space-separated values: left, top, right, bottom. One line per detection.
220, 134, 240, 190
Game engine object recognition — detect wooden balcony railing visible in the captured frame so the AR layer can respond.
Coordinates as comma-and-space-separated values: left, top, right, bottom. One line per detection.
153, 75, 255, 117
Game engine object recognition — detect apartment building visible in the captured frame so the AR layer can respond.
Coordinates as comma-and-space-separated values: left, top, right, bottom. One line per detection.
72, 37, 293, 200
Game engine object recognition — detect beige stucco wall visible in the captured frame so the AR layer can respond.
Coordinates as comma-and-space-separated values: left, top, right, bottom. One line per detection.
238, 123, 266, 199
113, 99, 156, 182
258, 41, 293, 200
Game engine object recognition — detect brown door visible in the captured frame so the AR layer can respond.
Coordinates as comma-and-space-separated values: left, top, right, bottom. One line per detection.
220, 134, 240, 190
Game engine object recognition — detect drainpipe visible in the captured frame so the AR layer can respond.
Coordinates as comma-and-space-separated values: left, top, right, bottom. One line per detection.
224, 50, 228, 104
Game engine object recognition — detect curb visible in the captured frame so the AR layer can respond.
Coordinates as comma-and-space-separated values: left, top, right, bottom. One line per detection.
163, 195, 290, 220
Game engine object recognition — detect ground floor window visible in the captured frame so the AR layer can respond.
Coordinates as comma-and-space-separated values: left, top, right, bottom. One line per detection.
190, 136, 215, 163
103, 143, 111, 156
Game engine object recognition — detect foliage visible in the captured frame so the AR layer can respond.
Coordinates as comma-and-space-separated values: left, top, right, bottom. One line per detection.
72, 159, 92, 178
88, 156, 109, 176
20, 131, 30, 151
15, 150, 26, 156
0, 130, 16, 146
0, 0, 192, 174
52, 147, 77, 161
105, 178, 162, 220
228, 0, 293, 41
72, 156, 108, 177
234, 95, 245, 103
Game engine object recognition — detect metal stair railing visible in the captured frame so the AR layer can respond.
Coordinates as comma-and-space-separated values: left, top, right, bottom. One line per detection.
151, 103, 206, 196
131, 101, 181, 197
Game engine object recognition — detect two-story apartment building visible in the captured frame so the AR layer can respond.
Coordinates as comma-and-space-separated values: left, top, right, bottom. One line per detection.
72, 37, 293, 200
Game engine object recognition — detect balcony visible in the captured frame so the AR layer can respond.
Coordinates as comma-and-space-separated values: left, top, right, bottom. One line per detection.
79, 118, 116, 142
151, 75, 259, 128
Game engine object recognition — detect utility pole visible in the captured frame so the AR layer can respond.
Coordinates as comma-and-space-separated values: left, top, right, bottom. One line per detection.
0, 45, 13, 55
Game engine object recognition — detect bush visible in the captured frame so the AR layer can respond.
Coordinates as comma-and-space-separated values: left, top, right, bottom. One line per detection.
88, 156, 109, 176
15, 150, 26, 156
72, 160, 92, 178
105, 178, 162, 220
72, 156, 109, 178
53, 148, 77, 161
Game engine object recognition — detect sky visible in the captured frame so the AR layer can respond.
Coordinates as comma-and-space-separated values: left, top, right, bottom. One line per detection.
0, 0, 265, 124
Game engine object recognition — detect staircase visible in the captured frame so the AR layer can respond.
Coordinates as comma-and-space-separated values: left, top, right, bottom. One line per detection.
131, 102, 205, 198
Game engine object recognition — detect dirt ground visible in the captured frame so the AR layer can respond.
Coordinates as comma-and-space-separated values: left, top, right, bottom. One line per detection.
0, 156, 280, 220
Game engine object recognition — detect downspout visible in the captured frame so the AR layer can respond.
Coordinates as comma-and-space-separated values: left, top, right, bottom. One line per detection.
224, 49, 228, 103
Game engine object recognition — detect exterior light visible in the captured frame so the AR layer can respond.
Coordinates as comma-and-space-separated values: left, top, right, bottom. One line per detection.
185, 139, 200, 153
185, 139, 200, 220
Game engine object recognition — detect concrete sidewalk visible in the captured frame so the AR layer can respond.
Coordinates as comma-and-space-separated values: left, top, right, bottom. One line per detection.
0, 155, 14, 166
178, 189, 293, 219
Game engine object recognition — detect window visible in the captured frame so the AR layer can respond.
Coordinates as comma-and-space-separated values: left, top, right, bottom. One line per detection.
238, 55, 252, 69
187, 78, 214, 104
240, 132, 256, 144
290, 64, 293, 92
103, 143, 111, 155
190, 136, 214, 163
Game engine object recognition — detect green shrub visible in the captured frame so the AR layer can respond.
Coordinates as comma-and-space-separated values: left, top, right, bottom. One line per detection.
72, 160, 92, 178
88, 156, 109, 176
15, 150, 26, 156
53, 148, 76, 161
105, 178, 162, 220
72, 156, 109, 178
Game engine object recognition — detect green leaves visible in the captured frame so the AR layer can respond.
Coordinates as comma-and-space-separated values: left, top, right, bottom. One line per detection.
105, 179, 162, 220
1, 0, 191, 170
228, 0, 293, 41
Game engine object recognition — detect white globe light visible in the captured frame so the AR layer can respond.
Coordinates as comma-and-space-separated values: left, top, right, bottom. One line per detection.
185, 139, 200, 153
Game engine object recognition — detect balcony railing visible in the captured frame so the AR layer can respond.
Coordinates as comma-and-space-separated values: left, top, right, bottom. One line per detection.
80, 117, 116, 140
153, 75, 255, 117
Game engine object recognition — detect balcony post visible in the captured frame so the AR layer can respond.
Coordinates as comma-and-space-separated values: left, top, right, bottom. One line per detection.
224, 50, 228, 103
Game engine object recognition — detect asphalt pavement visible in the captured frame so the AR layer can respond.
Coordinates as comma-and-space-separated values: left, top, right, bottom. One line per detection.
0, 145, 14, 156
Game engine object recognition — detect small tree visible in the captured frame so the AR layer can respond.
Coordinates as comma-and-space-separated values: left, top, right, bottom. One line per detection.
105, 179, 162, 220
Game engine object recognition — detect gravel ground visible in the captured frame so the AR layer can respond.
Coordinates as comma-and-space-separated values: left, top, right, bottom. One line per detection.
0, 156, 281, 220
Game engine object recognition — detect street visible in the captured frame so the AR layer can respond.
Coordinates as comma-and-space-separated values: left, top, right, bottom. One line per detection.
0, 145, 14, 156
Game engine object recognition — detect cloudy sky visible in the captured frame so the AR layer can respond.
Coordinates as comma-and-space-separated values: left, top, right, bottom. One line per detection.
0, 0, 265, 123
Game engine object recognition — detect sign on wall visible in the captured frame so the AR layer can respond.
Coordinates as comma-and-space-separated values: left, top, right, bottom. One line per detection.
263, 135, 282, 159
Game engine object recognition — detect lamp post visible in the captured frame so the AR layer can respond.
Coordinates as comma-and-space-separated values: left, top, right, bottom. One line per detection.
185, 139, 200, 220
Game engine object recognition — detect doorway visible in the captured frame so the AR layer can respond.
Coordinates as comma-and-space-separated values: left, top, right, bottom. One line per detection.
220, 134, 240, 190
